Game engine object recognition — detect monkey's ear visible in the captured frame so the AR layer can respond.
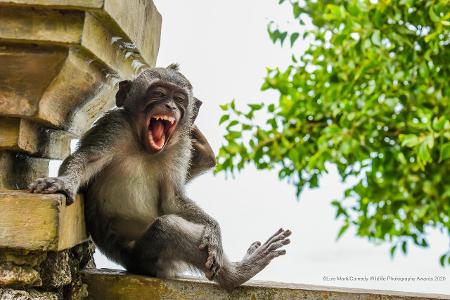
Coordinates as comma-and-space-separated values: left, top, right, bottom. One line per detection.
192, 97, 203, 122
167, 63, 180, 71
116, 80, 132, 107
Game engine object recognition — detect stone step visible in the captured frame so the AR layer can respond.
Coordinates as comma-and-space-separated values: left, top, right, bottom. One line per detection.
81, 269, 449, 300
0, 190, 87, 251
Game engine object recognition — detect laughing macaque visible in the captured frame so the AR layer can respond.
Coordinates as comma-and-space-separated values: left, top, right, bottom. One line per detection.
29, 65, 291, 289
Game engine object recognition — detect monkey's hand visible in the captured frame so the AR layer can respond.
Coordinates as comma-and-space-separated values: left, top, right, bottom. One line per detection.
28, 177, 76, 205
199, 223, 223, 280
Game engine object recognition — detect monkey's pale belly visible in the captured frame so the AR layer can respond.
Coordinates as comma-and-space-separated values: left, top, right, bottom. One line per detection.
90, 161, 162, 224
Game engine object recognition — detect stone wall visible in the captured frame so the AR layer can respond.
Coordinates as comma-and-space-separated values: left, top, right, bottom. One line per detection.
0, 1, 161, 299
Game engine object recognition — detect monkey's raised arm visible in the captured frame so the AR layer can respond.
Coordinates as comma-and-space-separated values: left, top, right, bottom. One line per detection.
28, 147, 111, 205
186, 97, 216, 181
29, 111, 120, 204
187, 125, 216, 181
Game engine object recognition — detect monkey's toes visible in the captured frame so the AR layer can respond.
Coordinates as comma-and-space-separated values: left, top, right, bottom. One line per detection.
261, 228, 291, 257
247, 241, 261, 255
240, 232, 289, 271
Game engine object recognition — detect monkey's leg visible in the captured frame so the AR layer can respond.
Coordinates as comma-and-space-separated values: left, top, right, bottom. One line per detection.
124, 215, 290, 290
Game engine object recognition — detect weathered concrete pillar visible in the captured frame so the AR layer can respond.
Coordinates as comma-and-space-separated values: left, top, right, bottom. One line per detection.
0, 1, 161, 298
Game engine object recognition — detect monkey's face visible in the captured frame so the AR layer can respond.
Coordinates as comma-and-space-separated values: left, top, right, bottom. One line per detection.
116, 66, 195, 154
140, 82, 187, 153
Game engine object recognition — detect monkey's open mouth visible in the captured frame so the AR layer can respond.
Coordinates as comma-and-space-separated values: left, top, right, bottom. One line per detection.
148, 115, 176, 151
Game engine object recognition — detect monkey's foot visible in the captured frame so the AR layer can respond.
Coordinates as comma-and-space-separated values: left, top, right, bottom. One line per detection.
28, 177, 75, 205
237, 229, 291, 280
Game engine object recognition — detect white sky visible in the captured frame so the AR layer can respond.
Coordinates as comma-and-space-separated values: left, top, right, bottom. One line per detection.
88, 0, 450, 295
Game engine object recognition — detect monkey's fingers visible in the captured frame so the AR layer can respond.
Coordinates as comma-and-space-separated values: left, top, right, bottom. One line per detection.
205, 269, 214, 281
211, 258, 221, 279
205, 249, 215, 270
204, 251, 216, 281
28, 178, 45, 192
40, 185, 59, 193
32, 179, 54, 193
28, 182, 38, 192
63, 194, 75, 205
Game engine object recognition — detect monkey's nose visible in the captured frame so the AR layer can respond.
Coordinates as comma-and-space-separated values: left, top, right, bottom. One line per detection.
165, 103, 176, 110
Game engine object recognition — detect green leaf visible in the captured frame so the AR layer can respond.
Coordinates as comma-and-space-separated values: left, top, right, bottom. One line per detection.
279, 31, 288, 45
400, 134, 421, 147
432, 116, 446, 131
371, 30, 381, 46
439, 254, 447, 267
401, 241, 407, 255
418, 143, 432, 167
420, 238, 429, 248
429, 6, 440, 23
440, 143, 450, 161
390, 245, 397, 258
226, 120, 239, 129
219, 114, 230, 125
336, 223, 349, 240
230, 100, 236, 110
248, 103, 263, 111
292, 3, 301, 18
290, 32, 300, 47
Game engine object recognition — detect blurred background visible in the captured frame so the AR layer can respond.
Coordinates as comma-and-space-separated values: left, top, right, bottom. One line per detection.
64, 0, 449, 295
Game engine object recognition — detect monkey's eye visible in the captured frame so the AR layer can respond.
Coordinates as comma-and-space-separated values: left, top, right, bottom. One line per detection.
174, 95, 185, 103
153, 91, 166, 97
173, 93, 187, 103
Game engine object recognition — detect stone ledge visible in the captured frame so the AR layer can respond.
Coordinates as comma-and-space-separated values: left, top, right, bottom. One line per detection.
81, 269, 450, 300
0, 0, 161, 67
0, 190, 87, 251
0, 0, 102, 9
0, 118, 72, 160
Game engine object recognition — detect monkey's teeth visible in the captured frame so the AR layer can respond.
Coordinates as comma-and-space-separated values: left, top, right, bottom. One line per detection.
153, 115, 175, 124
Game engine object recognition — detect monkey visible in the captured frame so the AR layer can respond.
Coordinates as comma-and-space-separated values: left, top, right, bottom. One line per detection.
28, 64, 291, 289
187, 97, 216, 181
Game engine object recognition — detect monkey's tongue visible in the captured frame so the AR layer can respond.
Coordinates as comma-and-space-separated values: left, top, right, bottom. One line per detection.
150, 120, 166, 149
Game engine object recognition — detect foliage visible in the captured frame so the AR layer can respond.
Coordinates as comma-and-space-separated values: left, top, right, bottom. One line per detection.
216, 0, 450, 265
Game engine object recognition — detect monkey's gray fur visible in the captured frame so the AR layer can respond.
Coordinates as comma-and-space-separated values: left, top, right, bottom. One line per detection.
29, 65, 291, 289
